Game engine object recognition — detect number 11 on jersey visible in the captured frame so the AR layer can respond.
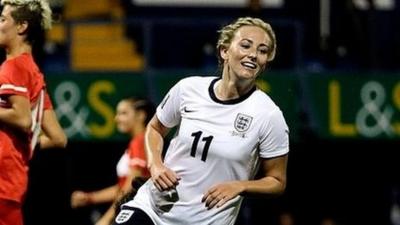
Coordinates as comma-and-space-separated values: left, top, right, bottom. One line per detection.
190, 131, 213, 162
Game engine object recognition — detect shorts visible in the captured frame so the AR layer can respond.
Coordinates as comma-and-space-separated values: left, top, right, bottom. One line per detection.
113, 206, 154, 225
0, 199, 23, 225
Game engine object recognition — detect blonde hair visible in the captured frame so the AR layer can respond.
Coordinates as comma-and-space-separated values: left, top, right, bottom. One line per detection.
217, 17, 277, 65
1, 0, 52, 30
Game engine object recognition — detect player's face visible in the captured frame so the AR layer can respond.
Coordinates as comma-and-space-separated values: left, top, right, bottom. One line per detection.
221, 26, 271, 80
114, 100, 136, 134
0, 5, 18, 47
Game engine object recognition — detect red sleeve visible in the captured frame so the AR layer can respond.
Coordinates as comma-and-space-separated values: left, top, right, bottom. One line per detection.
128, 135, 147, 169
127, 134, 151, 180
0, 60, 30, 98
44, 90, 53, 110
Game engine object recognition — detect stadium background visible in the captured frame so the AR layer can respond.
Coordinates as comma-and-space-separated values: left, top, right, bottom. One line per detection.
11, 1, 400, 225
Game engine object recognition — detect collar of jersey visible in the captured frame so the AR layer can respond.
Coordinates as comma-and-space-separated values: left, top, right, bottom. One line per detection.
208, 78, 257, 105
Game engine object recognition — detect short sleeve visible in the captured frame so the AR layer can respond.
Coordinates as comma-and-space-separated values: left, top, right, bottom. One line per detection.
128, 138, 147, 169
156, 80, 182, 128
0, 60, 29, 97
43, 91, 53, 110
259, 109, 289, 158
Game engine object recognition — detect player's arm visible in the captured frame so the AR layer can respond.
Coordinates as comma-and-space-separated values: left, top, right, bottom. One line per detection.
39, 109, 67, 149
145, 114, 170, 170
238, 109, 289, 196
0, 95, 32, 132
202, 154, 288, 209
145, 114, 180, 191
71, 184, 119, 208
241, 154, 288, 196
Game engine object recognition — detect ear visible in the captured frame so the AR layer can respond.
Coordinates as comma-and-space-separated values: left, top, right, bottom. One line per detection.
17, 21, 28, 35
219, 47, 228, 61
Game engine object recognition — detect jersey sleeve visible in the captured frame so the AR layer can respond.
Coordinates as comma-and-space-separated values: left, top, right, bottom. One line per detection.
43, 90, 53, 110
156, 80, 182, 128
0, 60, 29, 98
259, 109, 289, 158
128, 138, 147, 170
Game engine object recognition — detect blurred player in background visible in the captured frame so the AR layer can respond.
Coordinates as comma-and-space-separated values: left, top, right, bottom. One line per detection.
0, 0, 67, 224
71, 97, 155, 225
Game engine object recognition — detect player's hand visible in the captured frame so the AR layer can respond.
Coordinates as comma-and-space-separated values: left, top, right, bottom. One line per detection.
150, 163, 180, 192
202, 181, 244, 210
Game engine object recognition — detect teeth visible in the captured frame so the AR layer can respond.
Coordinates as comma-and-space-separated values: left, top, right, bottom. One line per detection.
242, 62, 256, 69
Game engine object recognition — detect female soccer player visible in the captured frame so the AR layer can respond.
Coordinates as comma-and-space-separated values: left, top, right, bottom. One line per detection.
71, 97, 155, 225
0, 1, 67, 224
114, 17, 289, 225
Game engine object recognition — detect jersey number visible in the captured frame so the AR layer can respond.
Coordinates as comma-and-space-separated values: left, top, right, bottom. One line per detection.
190, 131, 213, 162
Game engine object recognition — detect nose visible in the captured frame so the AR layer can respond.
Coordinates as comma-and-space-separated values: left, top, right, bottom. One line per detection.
248, 50, 257, 61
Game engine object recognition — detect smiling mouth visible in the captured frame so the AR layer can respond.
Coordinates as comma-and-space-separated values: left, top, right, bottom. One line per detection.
241, 62, 257, 69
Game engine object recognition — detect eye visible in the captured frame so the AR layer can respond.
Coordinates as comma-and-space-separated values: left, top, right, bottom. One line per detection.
240, 43, 251, 49
258, 46, 271, 55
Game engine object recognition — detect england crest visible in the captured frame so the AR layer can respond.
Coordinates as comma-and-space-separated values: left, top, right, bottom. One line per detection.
115, 209, 135, 224
234, 113, 253, 132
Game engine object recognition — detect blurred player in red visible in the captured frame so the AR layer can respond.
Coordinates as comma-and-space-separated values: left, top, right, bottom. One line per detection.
71, 97, 155, 225
0, 1, 67, 225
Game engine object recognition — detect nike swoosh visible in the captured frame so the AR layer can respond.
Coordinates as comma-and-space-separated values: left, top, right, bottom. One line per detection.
183, 107, 195, 113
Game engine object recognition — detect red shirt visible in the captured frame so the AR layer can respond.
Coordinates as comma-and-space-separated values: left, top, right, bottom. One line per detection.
116, 133, 150, 187
0, 53, 52, 203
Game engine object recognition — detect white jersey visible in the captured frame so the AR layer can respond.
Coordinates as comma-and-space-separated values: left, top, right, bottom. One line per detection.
125, 76, 289, 225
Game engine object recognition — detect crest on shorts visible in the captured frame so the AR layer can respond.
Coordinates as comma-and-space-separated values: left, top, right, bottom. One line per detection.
115, 209, 135, 224
234, 113, 253, 132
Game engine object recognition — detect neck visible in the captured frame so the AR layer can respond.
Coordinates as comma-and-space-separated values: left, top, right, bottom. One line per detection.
6, 41, 32, 59
216, 72, 255, 100
131, 125, 145, 137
